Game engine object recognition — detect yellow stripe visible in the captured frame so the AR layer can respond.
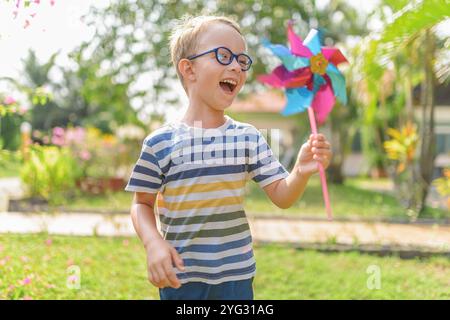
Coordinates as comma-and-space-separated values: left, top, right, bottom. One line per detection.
164, 195, 243, 211
163, 179, 246, 196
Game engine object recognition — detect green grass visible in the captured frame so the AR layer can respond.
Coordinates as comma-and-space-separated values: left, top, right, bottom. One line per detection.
0, 233, 449, 299
244, 177, 448, 220
0, 150, 22, 178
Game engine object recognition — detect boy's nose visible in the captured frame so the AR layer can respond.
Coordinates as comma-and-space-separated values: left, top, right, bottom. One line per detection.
228, 57, 242, 72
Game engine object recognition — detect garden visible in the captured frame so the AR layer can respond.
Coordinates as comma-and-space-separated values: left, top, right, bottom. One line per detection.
0, 0, 449, 300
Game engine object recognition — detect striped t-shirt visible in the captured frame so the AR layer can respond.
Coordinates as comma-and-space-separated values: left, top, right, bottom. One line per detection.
125, 115, 289, 284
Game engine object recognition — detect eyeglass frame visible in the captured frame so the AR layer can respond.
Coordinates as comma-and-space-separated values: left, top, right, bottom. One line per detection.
186, 46, 253, 71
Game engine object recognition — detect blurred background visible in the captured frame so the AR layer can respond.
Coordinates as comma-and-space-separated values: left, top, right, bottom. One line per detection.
0, 0, 449, 300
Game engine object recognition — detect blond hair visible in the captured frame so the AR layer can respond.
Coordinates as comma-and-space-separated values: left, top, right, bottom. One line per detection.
169, 15, 243, 93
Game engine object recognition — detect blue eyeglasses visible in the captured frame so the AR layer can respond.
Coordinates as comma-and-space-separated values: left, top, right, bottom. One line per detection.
187, 46, 253, 71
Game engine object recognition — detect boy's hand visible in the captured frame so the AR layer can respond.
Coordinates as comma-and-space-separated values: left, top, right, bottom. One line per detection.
296, 134, 332, 176
145, 237, 185, 289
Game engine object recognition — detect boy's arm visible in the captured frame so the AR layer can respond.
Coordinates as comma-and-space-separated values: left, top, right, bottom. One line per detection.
262, 134, 331, 209
263, 166, 312, 209
131, 192, 185, 289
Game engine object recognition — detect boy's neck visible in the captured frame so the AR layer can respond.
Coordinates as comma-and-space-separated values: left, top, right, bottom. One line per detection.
181, 104, 227, 129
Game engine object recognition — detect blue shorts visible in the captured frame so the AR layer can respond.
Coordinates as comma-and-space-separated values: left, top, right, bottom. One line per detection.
159, 278, 254, 300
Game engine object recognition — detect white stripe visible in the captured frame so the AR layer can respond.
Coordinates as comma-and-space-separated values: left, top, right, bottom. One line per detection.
162, 172, 247, 190
124, 185, 159, 194
168, 229, 251, 247
256, 172, 289, 187
174, 255, 255, 275
129, 171, 161, 185
162, 188, 245, 203
158, 203, 244, 218
161, 217, 249, 234
136, 156, 161, 174
179, 243, 253, 261
158, 142, 257, 169
178, 271, 256, 285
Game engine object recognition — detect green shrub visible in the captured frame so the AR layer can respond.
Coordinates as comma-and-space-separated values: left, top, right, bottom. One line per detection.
20, 145, 83, 205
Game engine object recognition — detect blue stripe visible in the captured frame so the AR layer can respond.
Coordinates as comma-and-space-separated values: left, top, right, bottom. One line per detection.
175, 236, 252, 254
134, 164, 161, 179
155, 134, 260, 161
127, 178, 161, 190
164, 164, 246, 183
140, 151, 160, 167
183, 251, 254, 268
248, 155, 275, 172
253, 167, 286, 183
178, 263, 256, 280
145, 131, 173, 147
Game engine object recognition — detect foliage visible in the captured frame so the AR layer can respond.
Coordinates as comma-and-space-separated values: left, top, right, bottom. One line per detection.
383, 122, 419, 174
20, 145, 83, 205
433, 168, 450, 197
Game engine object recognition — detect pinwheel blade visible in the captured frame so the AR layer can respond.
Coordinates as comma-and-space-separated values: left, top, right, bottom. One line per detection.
287, 21, 313, 57
303, 29, 322, 56
262, 39, 310, 71
281, 87, 314, 116
257, 65, 312, 89
312, 83, 336, 124
326, 63, 347, 105
322, 47, 348, 66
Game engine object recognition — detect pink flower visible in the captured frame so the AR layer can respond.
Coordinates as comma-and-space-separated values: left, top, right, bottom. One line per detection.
20, 256, 29, 262
42, 136, 50, 144
50, 0, 55, 6
22, 277, 31, 285
18, 106, 28, 115
24, 19, 30, 29
52, 127, 65, 136
23, 296, 33, 300
4, 96, 16, 105
46, 283, 56, 289
79, 150, 91, 161
45, 238, 52, 246
123, 239, 129, 247
67, 275, 78, 284
34, 0, 40, 4
51, 136, 65, 146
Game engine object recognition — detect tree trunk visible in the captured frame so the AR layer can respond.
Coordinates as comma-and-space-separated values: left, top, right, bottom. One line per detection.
417, 29, 437, 215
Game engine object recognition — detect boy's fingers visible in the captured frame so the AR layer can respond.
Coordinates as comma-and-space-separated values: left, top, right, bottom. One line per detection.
148, 269, 157, 286
155, 266, 169, 288
171, 247, 186, 272
163, 261, 181, 289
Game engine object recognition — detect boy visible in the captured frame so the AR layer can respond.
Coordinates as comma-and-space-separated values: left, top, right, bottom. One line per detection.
125, 15, 332, 300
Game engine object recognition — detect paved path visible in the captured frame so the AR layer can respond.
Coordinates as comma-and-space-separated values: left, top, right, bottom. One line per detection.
0, 212, 448, 252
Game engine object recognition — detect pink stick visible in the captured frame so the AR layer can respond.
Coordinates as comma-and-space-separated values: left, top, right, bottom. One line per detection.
307, 107, 333, 221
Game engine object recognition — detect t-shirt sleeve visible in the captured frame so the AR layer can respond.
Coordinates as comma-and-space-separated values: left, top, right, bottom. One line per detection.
124, 136, 163, 194
247, 129, 289, 188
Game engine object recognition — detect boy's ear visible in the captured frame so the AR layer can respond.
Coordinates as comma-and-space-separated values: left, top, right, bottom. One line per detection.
178, 58, 196, 82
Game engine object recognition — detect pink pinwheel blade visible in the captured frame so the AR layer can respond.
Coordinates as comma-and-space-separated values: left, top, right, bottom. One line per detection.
257, 65, 313, 89
311, 82, 335, 124
321, 47, 348, 66
287, 21, 313, 57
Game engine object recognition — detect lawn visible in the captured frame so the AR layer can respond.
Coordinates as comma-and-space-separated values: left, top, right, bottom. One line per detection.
0, 233, 448, 300
60, 177, 448, 221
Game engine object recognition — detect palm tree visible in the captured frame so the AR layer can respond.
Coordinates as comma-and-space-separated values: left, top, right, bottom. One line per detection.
363, 0, 450, 216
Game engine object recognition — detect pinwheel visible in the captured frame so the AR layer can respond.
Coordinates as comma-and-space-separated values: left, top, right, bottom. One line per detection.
257, 21, 348, 220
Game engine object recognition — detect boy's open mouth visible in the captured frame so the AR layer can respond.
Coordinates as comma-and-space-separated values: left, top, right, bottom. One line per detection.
219, 79, 238, 94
